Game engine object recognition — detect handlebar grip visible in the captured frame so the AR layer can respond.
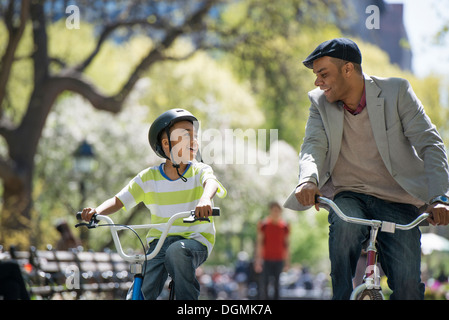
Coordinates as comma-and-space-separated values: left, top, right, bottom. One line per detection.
184, 207, 220, 223
75, 211, 98, 222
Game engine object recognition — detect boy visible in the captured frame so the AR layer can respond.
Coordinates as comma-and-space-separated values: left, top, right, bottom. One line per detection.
80, 108, 226, 299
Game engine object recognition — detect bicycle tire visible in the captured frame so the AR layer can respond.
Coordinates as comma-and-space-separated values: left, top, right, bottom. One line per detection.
358, 289, 383, 300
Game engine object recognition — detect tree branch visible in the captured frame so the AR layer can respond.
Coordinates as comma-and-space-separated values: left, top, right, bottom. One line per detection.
46, 74, 122, 114
54, 0, 216, 115
0, 0, 30, 113
114, 0, 216, 105
30, 1, 49, 84
74, 19, 165, 73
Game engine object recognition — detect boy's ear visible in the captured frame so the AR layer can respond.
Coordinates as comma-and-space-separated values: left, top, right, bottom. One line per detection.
160, 137, 170, 156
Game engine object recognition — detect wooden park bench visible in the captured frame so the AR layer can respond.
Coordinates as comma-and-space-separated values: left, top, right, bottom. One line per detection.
1, 246, 134, 300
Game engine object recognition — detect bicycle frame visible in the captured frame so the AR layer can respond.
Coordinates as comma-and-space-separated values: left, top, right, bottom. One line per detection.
95, 211, 192, 264
352, 224, 383, 300
76, 208, 219, 300
98, 211, 192, 300
316, 196, 429, 300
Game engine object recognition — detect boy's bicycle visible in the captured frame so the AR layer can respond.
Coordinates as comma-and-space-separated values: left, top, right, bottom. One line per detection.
315, 196, 429, 300
75, 208, 220, 300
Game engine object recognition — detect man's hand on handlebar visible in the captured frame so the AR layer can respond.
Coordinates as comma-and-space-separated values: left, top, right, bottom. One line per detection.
295, 182, 322, 211
427, 202, 449, 226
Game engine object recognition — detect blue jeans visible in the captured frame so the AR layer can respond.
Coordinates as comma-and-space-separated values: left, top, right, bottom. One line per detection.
129, 236, 208, 300
328, 191, 425, 300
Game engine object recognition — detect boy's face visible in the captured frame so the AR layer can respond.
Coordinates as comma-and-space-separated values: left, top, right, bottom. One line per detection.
161, 120, 198, 164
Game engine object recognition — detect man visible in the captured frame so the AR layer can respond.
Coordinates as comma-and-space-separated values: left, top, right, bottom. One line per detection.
284, 38, 449, 299
255, 201, 290, 300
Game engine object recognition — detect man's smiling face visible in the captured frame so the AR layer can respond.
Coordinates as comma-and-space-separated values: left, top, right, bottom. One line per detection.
313, 56, 348, 103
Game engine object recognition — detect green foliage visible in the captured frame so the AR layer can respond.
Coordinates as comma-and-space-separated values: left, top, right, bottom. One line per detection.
139, 42, 265, 129
289, 208, 330, 269
48, 21, 97, 66
215, 0, 345, 148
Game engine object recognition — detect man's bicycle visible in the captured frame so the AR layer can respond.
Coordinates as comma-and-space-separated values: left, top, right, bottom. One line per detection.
75, 208, 220, 300
315, 196, 429, 300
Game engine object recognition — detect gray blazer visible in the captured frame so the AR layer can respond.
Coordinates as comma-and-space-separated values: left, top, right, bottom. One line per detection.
284, 75, 449, 211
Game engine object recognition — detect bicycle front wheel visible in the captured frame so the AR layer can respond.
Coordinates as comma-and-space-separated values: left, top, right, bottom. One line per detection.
358, 289, 383, 300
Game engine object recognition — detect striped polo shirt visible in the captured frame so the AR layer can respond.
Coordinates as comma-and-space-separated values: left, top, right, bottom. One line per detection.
115, 161, 226, 255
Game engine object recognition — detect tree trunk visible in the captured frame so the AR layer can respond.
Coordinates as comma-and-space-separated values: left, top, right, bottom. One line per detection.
0, 2, 54, 249
0, 170, 33, 249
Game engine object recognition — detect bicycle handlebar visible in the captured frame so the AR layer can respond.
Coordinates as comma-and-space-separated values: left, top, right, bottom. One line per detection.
316, 196, 429, 233
75, 208, 220, 225
75, 208, 220, 263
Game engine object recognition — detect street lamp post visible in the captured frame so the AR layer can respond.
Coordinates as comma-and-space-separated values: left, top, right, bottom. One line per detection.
73, 140, 95, 247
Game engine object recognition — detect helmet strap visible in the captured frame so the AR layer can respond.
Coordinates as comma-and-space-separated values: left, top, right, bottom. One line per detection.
165, 127, 187, 182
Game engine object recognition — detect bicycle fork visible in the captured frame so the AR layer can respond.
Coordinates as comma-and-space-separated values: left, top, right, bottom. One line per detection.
130, 263, 145, 300
350, 226, 384, 300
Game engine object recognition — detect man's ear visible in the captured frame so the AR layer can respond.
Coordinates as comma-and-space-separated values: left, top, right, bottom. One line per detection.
344, 62, 354, 77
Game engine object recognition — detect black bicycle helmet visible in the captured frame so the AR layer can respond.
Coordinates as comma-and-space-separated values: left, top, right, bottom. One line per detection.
149, 108, 198, 158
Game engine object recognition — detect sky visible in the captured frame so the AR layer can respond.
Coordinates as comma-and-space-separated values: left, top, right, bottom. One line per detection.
385, 0, 449, 78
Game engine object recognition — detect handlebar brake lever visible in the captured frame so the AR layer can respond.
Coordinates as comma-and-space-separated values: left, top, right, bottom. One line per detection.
75, 222, 91, 228
183, 208, 219, 223
75, 214, 99, 229
75, 221, 99, 229
183, 210, 212, 223
183, 214, 210, 223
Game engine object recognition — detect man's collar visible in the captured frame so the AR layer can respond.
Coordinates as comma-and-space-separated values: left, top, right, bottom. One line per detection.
342, 79, 366, 115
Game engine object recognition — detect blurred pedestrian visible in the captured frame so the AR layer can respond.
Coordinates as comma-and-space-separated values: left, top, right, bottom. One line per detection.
55, 219, 81, 250
255, 201, 290, 299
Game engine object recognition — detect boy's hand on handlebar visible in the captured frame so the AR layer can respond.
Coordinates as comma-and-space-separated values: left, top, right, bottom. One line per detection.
81, 207, 97, 222
195, 197, 212, 218
295, 182, 322, 211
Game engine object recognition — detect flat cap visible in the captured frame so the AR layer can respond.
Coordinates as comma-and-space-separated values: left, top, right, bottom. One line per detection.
302, 38, 362, 69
